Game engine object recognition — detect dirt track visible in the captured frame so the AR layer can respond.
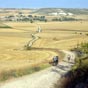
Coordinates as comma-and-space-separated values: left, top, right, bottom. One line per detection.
0, 50, 75, 88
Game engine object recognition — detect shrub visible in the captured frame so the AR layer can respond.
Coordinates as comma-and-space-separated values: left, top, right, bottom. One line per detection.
53, 37, 59, 41
86, 33, 88, 36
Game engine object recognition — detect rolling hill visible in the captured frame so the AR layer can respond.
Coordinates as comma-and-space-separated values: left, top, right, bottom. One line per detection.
31, 8, 88, 15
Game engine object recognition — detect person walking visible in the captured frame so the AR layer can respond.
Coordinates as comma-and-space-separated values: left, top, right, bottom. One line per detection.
68, 55, 71, 62
53, 56, 59, 66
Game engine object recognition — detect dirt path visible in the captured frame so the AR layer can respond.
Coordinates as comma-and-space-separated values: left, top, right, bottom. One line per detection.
25, 25, 41, 48
0, 51, 75, 88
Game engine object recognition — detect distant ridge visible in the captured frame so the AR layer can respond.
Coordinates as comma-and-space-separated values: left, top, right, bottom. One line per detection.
0, 8, 88, 15
30, 8, 88, 15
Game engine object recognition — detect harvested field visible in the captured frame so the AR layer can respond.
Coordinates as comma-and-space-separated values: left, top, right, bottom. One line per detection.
0, 21, 88, 81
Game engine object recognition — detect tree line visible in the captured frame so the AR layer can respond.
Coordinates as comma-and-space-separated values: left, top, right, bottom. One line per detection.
52, 17, 80, 21
4, 14, 47, 23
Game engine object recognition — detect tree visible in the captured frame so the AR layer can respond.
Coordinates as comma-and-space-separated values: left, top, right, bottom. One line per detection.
30, 19, 33, 23
45, 19, 47, 22
28, 15, 33, 18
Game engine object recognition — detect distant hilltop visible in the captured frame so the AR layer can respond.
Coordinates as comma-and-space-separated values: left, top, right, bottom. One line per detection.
0, 8, 88, 15
0, 8, 88, 22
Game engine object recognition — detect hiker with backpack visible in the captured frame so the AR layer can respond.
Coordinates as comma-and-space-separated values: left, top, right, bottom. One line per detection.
53, 56, 59, 66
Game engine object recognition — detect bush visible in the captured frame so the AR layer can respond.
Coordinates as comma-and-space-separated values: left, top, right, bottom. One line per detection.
53, 37, 59, 41
55, 63, 88, 88
55, 42, 88, 88
86, 33, 88, 36
30, 19, 34, 23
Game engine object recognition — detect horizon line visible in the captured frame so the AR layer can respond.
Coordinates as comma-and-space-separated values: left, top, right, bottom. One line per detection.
0, 7, 88, 9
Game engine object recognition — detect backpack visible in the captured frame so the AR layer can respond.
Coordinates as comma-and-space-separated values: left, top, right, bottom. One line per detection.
53, 56, 58, 61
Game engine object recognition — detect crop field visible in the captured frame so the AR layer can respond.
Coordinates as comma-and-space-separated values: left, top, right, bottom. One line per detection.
0, 21, 88, 81
33, 21, 88, 49
0, 22, 60, 81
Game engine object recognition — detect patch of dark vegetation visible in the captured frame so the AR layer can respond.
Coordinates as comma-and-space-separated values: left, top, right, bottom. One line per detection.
52, 17, 79, 22
71, 42, 88, 55
55, 42, 88, 88
86, 33, 88, 36
0, 25, 12, 28
0, 64, 50, 82
24, 45, 31, 50
53, 37, 59, 41
55, 58, 88, 88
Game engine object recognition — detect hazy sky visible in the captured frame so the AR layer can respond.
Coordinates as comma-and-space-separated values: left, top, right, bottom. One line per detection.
0, 0, 88, 8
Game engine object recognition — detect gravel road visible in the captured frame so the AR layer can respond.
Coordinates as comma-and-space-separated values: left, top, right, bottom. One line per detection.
0, 50, 75, 88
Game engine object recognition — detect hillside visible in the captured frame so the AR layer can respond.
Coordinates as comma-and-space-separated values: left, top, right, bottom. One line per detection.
31, 8, 88, 15
62, 8, 88, 15
0, 8, 88, 16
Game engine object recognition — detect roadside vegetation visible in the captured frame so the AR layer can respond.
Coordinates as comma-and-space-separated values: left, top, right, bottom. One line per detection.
0, 62, 50, 82
55, 42, 88, 88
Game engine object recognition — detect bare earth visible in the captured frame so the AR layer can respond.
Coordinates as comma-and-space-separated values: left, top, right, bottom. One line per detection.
0, 50, 75, 88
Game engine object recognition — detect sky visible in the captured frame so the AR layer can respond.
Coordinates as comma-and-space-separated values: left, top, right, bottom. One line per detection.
0, 0, 88, 8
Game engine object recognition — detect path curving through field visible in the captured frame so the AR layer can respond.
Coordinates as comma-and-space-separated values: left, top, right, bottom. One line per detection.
25, 25, 41, 49
0, 50, 75, 88
0, 23, 76, 88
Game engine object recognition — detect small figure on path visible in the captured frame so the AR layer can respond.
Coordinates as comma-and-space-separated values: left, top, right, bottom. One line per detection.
53, 56, 59, 66
67, 55, 71, 62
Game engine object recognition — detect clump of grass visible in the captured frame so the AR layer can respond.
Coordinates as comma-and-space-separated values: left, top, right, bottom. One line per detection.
86, 33, 88, 36
53, 37, 59, 41
24, 45, 31, 50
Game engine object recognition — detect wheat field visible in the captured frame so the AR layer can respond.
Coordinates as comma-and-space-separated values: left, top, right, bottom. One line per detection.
0, 21, 88, 81
33, 21, 88, 49
0, 22, 58, 76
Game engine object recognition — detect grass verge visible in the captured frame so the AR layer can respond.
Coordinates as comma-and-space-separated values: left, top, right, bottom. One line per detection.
0, 25, 12, 28
0, 63, 50, 82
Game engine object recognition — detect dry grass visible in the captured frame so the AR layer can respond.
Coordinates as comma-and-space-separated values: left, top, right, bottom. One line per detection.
33, 21, 88, 50
38, 21, 88, 31
5, 22, 38, 32
0, 22, 58, 81
0, 21, 88, 81
0, 32, 57, 73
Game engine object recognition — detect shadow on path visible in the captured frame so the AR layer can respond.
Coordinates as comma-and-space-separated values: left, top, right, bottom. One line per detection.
50, 61, 74, 76
62, 60, 75, 64
51, 68, 65, 76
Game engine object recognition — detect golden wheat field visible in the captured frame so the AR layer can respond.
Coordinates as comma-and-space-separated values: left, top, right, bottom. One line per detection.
0, 21, 88, 80
0, 22, 58, 75
33, 21, 88, 49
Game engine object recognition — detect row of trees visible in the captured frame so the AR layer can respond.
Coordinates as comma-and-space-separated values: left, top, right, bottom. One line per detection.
52, 17, 79, 21
3, 14, 81, 22
5, 15, 47, 22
